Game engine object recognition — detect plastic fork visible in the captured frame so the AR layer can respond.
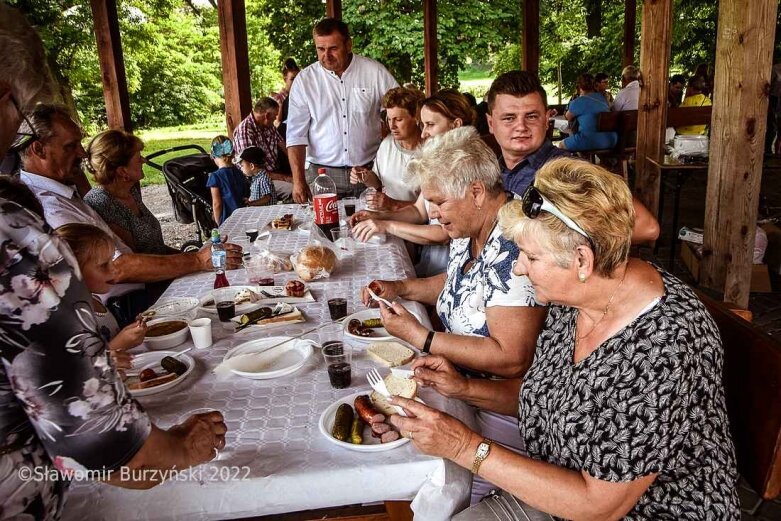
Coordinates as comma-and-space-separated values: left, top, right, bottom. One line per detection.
367, 287, 393, 308
367, 368, 407, 417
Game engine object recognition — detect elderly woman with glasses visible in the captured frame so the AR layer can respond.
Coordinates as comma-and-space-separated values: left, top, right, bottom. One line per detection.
388, 157, 740, 520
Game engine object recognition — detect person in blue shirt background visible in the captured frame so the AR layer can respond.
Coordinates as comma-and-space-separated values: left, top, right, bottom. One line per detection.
206, 135, 248, 224
559, 74, 617, 152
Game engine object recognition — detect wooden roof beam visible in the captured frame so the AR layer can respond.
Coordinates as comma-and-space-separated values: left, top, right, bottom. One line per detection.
326, 0, 342, 20
701, 0, 778, 308
634, 0, 673, 221
522, 0, 540, 76
217, 0, 252, 136
423, 0, 438, 95
623, 0, 636, 68
90, 0, 131, 131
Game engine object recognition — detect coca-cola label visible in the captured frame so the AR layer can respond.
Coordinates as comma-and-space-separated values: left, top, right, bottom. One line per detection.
313, 194, 338, 225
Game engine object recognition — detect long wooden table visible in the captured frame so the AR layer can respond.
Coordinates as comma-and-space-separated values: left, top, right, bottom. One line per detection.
62, 204, 475, 521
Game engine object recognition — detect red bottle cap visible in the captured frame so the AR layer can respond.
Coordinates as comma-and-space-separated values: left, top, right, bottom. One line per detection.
318, 168, 327, 174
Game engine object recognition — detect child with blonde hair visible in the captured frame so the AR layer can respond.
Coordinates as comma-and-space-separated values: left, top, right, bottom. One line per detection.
55, 223, 147, 368
207, 135, 248, 224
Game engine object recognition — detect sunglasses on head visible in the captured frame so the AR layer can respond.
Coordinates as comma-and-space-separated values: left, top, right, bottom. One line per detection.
521, 185, 594, 248
9, 95, 40, 151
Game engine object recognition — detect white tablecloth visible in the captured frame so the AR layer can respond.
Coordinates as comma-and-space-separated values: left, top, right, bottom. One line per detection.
62, 205, 475, 521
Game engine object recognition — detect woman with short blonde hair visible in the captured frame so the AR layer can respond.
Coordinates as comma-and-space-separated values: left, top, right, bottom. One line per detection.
84, 129, 172, 254
391, 157, 739, 520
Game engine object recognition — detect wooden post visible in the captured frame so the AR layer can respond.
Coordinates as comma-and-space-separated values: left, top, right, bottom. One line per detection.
217, 0, 252, 136
634, 0, 673, 219
701, 0, 778, 307
623, 0, 636, 68
423, 0, 438, 95
326, 0, 342, 20
521, 0, 540, 76
90, 0, 131, 131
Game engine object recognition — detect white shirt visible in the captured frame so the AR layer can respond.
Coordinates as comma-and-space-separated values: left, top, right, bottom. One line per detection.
20, 170, 143, 300
286, 54, 398, 167
371, 135, 420, 202
613, 80, 641, 111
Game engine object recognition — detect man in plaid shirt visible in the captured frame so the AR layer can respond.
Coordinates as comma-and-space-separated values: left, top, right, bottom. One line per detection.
233, 97, 293, 201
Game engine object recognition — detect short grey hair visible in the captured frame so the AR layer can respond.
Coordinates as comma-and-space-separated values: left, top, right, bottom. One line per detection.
621, 65, 642, 82
405, 126, 502, 199
18, 104, 78, 164
0, 4, 55, 109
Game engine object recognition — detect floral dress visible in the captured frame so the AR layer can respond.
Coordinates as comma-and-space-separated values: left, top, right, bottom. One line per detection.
0, 199, 150, 520
519, 267, 740, 519
436, 223, 539, 337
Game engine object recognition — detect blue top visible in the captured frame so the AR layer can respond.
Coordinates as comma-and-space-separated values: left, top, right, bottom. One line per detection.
206, 166, 248, 224
500, 141, 569, 197
562, 92, 617, 151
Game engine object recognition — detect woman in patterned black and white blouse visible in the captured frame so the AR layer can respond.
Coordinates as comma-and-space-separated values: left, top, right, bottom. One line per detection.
391, 158, 740, 519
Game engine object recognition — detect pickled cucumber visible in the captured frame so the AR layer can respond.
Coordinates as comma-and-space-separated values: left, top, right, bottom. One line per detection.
350, 416, 363, 444
160, 356, 187, 375
332, 403, 354, 442
239, 307, 272, 325
362, 318, 383, 328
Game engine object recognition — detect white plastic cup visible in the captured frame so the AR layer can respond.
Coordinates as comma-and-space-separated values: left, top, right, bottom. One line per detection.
189, 317, 213, 349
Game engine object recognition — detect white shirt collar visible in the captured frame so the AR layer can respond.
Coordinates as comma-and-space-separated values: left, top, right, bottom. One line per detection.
20, 170, 78, 199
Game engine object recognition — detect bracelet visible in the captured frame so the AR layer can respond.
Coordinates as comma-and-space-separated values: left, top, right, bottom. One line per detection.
422, 331, 435, 354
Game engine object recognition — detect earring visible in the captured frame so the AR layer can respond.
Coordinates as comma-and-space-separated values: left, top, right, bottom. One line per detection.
578, 272, 586, 283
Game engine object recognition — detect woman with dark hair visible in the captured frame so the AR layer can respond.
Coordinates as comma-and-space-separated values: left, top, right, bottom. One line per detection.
273, 58, 300, 138
559, 74, 617, 152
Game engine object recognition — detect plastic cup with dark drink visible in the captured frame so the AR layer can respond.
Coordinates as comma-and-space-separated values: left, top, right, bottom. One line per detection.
342, 197, 357, 217
246, 228, 259, 242
322, 341, 352, 389
328, 298, 347, 320
212, 287, 238, 330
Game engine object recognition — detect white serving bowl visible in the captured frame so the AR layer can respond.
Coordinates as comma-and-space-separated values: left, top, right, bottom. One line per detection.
144, 318, 190, 350
146, 297, 200, 321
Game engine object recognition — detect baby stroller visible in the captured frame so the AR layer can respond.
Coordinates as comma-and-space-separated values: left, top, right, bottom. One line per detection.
145, 145, 217, 252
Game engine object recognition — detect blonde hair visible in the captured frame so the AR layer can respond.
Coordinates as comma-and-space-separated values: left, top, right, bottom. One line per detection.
85, 129, 144, 184
498, 158, 634, 276
55, 223, 115, 266
405, 126, 501, 198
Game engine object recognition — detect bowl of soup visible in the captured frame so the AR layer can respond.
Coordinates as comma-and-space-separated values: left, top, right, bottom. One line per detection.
144, 318, 189, 350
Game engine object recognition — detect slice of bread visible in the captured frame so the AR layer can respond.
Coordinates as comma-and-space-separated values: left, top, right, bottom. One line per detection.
367, 341, 415, 367
370, 374, 417, 416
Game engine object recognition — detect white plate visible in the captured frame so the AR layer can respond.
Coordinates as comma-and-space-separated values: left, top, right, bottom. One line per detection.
254, 286, 315, 304
343, 309, 392, 341
126, 351, 195, 397
222, 336, 314, 379
318, 390, 411, 452
198, 286, 266, 315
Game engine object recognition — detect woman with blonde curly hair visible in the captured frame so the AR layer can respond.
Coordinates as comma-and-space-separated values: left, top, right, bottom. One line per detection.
84, 129, 173, 254
390, 157, 740, 519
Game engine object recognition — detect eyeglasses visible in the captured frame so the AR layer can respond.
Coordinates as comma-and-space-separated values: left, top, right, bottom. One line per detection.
9, 95, 40, 151
521, 185, 594, 248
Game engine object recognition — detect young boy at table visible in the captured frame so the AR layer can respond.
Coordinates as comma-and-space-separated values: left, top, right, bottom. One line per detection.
238, 146, 278, 206
207, 135, 249, 224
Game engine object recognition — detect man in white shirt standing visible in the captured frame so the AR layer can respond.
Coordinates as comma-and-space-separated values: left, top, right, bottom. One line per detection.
613, 65, 642, 112
286, 18, 398, 202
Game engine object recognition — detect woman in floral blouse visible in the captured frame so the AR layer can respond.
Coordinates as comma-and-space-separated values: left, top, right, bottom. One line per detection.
391, 158, 740, 519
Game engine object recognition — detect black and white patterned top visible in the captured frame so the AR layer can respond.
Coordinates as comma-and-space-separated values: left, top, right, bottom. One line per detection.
518, 267, 740, 520
84, 185, 168, 254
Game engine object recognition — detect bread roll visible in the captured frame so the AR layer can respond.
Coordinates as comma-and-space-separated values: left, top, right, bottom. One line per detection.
294, 245, 337, 281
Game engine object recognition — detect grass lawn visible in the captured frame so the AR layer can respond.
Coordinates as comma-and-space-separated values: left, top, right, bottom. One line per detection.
137, 124, 224, 186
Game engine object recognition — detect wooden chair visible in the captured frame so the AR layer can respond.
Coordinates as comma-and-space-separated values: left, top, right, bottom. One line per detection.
699, 292, 781, 500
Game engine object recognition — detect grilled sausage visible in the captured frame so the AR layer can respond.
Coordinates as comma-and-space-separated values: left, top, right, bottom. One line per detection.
381, 431, 400, 443
348, 319, 373, 337
354, 395, 385, 424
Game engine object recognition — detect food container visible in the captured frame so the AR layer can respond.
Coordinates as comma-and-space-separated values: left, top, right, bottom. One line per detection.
144, 318, 190, 350
146, 297, 200, 321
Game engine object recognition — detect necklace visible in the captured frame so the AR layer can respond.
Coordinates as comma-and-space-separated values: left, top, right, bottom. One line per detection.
464, 216, 499, 274
575, 264, 630, 346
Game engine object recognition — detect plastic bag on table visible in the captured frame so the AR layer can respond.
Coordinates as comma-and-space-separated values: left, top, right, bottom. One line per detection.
249, 247, 293, 273
290, 238, 338, 281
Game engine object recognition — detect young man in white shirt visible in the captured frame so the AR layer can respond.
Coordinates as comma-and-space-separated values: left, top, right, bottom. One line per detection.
286, 18, 398, 202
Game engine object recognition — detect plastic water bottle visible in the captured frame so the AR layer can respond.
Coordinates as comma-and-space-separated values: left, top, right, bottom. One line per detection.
211, 229, 230, 288
311, 168, 339, 239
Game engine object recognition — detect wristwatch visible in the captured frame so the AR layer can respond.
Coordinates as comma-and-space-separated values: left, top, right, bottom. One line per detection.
471, 438, 493, 474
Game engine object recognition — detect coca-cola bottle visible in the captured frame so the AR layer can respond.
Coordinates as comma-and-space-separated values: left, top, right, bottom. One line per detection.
311, 168, 339, 239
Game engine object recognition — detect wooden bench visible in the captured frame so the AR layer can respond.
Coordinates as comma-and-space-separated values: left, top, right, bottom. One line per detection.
699, 291, 781, 500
